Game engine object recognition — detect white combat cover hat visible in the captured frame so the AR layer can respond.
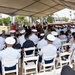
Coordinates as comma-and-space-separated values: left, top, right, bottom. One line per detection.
5, 37, 15, 45
47, 34, 56, 41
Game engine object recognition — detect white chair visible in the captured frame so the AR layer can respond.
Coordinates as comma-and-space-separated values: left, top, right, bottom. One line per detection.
56, 52, 72, 69
24, 47, 35, 57
55, 68, 61, 75
17, 49, 21, 53
16, 49, 21, 68
1, 59, 19, 75
40, 55, 56, 72
34, 70, 54, 75
61, 39, 67, 45
22, 56, 38, 75
61, 43, 71, 53
71, 50, 75, 68
0, 44, 5, 50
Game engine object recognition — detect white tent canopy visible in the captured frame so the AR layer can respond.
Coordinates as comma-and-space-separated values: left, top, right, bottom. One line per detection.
0, 0, 74, 17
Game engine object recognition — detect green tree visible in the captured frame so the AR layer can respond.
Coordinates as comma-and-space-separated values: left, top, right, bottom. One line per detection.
47, 15, 53, 23
23, 17, 29, 25
2, 17, 10, 26
0, 19, 2, 26
15, 15, 29, 25
32, 16, 39, 23
63, 17, 69, 22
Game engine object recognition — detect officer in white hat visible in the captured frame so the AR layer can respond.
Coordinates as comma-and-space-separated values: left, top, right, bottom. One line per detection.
0, 30, 5, 50
37, 33, 48, 49
51, 31, 61, 49
29, 29, 39, 46
0, 37, 20, 60
18, 29, 26, 47
0, 37, 20, 73
9, 30, 15, 38
39, 34, 57, 63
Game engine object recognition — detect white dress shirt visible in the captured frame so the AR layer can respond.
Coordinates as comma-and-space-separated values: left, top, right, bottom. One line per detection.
40, 44, 57, 60
0, 47, 21, 60
37, 38, 48, 49
29, 34, 39, 45
53, 37, 61, 49
18, 34, 25, 47
0, 36, 5, 50
70, 43, 75, 51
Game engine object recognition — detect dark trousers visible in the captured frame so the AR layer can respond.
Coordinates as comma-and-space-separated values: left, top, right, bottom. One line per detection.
0, 61, 16, 74
39, 56, 53, 64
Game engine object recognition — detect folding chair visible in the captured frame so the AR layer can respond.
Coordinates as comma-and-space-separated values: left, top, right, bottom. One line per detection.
71, 50, 75, 68
61, 43, 71, 53
61, 39, 67, 45
1, 59, 19, 75
22, 56, 38, 75
34, 70, 54, 75
24, 47, 35, 57
56, 52, 72, 69
40, 55, 56, 72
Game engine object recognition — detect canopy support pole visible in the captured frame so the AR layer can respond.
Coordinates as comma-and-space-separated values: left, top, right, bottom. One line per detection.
29, 16, 33, 27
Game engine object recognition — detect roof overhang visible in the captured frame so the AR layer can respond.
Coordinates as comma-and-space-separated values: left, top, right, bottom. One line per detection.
0, 0, 67, 17
59, 0, 75, 10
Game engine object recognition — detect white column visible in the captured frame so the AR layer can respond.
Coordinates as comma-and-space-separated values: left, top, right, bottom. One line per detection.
29, 16, 33, 27
40, 17, 43, 25
10, 15, 15, 24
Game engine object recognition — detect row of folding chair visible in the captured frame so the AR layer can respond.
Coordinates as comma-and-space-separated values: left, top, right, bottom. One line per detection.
56, 52, 72, 68
23, 46, 74, 75
1, 46, 74, 75
1, 54, 68, 75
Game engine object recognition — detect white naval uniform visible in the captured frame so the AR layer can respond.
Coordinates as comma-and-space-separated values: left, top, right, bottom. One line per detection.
29, 34, 39, 45
53, 37, 61, 49
37, 38, 48, 49
18, 34, 26, 47
0, 36, 5, 50
10, 35, 15, 38
70, 28, 75, 33
70, 43, 75, 51
59, 35, 67, 40
0, 47, 21, 60
40, 44, 57, 60
55, 28, 61, 35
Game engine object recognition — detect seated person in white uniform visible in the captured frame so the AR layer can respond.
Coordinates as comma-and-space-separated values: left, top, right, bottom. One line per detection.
39, 34, 57, 64
59, 31, 67, 40
0, 31, 5, 50
37, 33, 48, 50
67, 33, 75, 52
0, 37, 21, 73
51, 31, 61, 49
9, 30, 16, 38
18, 29, 26, 47
29, 29, 39, 46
